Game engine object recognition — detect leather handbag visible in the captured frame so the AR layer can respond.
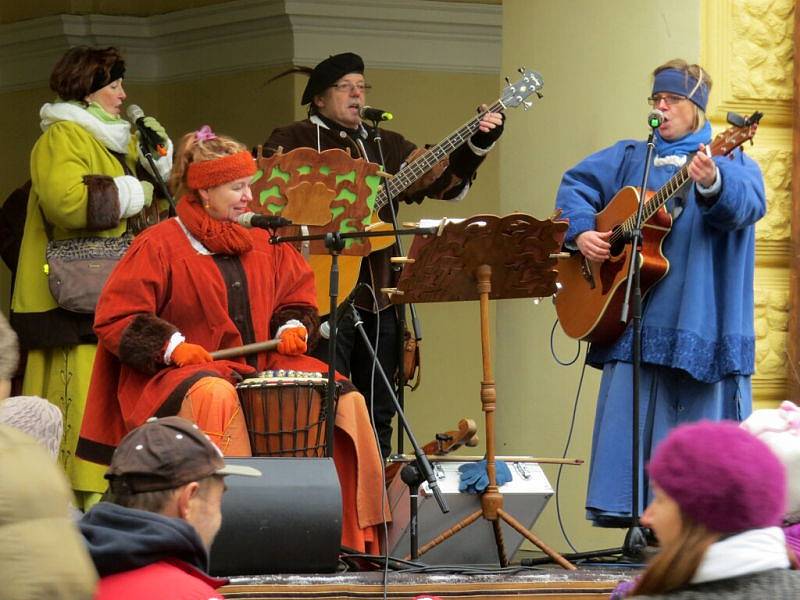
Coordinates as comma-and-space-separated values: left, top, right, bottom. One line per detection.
45, 233, 132, 313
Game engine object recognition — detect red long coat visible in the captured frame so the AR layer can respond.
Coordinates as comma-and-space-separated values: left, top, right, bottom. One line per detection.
78, 217, 324, 462
77, 217, 388, 552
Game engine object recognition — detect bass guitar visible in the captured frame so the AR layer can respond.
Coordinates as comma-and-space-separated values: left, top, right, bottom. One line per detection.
554, 111, 762, 344
308, 69, 544, 308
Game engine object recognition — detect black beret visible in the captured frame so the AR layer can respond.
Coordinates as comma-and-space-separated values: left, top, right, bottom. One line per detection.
301, 52, 365, 105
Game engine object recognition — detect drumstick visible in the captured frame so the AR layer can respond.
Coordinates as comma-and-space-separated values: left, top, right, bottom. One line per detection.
210, 339, 280, 360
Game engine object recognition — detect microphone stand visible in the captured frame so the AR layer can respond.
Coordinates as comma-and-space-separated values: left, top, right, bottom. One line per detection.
270, 226, 436, 459
617, 121, 659, 560
367, 117, 422, 457
348, 300, 450, 541
136, 135, 177, 216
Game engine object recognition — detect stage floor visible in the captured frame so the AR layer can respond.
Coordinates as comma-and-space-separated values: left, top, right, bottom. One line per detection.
220, 564, 639, 600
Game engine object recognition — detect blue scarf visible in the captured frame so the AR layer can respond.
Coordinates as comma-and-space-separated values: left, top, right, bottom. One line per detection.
654, 121, 712, 158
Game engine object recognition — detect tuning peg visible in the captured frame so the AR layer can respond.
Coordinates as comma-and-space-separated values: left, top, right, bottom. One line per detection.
523, 100, 533, 110
518, 66, 526, 73
505, 76, 511, 85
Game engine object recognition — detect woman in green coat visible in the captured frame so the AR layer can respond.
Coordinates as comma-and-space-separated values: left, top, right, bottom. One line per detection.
11, 46, 172, 509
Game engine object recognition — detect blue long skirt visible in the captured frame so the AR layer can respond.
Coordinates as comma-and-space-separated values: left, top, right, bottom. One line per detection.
586, 360, 751, 526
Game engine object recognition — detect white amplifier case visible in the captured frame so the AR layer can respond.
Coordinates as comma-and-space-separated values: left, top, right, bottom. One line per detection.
386, 460, 554, 565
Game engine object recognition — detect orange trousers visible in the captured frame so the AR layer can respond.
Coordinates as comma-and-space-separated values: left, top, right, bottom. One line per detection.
178, 376, 252, 456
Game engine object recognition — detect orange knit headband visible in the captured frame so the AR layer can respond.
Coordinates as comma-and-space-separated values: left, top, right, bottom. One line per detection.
186, 150, 256, 190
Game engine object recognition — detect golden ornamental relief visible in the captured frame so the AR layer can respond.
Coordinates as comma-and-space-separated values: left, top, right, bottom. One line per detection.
754, 286, 789, 377
730, 0, 794, 102
747, 146, 792, 242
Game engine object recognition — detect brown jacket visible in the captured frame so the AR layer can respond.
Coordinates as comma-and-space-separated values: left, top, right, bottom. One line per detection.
263, 116, 485, 311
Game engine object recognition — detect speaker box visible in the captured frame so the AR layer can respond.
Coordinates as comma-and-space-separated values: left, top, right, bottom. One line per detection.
387, 460, 553, 564
209, 457, 341, 576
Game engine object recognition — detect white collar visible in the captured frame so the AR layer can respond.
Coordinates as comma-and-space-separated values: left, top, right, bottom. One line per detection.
691, 526, 790, 584
653, 154, 688, 168
40, 102, 131, 154
309, 114, 368, 138
176, 217, 213, 255
309, 114, 370, 158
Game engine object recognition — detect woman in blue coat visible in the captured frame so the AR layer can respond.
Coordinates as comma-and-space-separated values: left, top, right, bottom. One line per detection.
555, 59, 766, 526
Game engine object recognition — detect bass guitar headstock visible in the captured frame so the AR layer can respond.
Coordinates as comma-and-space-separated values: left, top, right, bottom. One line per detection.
500, 68, 544, 111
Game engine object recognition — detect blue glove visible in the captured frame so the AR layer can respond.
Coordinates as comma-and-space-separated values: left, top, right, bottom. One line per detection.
458, 459, 512, 494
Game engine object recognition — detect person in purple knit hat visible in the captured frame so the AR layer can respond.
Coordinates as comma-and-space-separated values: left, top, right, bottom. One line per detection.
615, 420, 800, 598
742, 400, 800, 561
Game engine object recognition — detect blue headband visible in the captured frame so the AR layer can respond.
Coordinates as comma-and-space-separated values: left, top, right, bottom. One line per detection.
652, 68, 708, 111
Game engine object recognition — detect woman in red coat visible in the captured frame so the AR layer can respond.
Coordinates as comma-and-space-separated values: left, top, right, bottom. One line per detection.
78, 127, 387, 552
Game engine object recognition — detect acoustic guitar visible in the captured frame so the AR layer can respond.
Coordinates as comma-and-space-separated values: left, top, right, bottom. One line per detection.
554, 111, 762, 344
308, 69, 544, 309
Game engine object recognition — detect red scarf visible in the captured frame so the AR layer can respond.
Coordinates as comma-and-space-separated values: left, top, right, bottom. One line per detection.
176, 195, 253, 255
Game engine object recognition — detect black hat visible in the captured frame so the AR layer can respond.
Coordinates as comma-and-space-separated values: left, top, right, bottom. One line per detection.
301, 52, 365, 105
105, 416, 260, 493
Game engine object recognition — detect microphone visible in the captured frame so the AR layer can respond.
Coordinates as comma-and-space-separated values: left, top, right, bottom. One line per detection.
647, 109, 665, 129
237, 212, 292, 230
126, 104, 168, 157
359, 106, 393, 122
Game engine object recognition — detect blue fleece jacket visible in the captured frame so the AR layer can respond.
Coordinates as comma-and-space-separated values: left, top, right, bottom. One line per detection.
555, 127, 765, 382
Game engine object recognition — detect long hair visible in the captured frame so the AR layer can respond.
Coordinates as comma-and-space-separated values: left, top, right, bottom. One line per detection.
169, 131, 247, 199
632, 515, 719, 595
652, 59, 713, 132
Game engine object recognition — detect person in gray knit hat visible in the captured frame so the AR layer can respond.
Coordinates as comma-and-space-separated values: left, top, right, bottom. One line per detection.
0, 311, 18, 401
0, 395, 63, 459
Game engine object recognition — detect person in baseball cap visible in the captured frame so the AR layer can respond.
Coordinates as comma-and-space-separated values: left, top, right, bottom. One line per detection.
80, 416, 260, 599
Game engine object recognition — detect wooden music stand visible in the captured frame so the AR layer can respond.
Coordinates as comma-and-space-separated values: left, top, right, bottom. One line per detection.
389, 213, 575, 570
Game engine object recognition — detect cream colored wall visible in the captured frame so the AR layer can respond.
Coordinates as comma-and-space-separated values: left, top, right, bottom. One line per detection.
499, 0, 701, 555
369, 69, 502, 449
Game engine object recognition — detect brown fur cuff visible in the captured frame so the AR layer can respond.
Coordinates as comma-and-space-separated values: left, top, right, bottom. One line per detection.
84, 175, 121, 231
119, 313, 178, 374
271, 304, 321, 351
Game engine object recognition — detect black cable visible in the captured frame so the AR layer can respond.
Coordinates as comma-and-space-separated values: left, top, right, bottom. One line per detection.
554, 347, 587, 554
549, 318, 585, 554
358, 283, 391, 600
550, 318, 581, 366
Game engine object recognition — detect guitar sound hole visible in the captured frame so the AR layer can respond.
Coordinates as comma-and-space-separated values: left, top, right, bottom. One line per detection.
609, 226, 626, 257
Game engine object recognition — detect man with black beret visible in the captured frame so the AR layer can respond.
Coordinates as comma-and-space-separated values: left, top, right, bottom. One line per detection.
263, 52, 503, 458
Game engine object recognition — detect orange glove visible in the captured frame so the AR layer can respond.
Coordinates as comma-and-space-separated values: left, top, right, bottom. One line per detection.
171, 342, 213, 367
277, 326, 307, 356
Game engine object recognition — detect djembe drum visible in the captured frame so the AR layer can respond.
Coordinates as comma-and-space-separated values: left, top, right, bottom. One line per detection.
236, 371, 328, 457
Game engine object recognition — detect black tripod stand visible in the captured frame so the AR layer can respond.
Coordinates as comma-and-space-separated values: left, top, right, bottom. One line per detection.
614, 109, 663, 560
270, 226, 450, 530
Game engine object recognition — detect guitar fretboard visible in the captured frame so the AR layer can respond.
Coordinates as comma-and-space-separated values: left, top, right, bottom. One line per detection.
375, 100, 506, 211
610, 163, 692, 245
607, 116, 759, 246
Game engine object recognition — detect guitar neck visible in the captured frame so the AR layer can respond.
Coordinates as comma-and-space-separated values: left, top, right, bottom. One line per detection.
374, 99, 505, 211
619, 162, 691, 236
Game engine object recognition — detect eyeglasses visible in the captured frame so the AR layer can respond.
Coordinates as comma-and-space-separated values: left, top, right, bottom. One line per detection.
330, 82, 371, 93
647, 93, 687, 107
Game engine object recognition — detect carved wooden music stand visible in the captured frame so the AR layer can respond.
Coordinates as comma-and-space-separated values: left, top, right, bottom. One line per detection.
389, 213, 575, 569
